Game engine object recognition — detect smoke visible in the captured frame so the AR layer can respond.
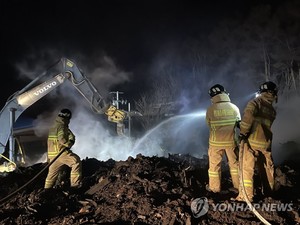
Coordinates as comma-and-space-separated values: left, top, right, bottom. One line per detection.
15, 51, 131, 95
272, 95, 300, 164
87, 56, 131, 95
12, 47, 133, 111
29, 106, 142, 163
17, 47, 212, 165
14, 49, 64, 80
29, 106, 209, 164
145, 41, 300, 165
30, 107, 209, 162
13, 52, 300, 167
15, 48, 213, 165
70, 108, 136, 161
273, 95, 300, 142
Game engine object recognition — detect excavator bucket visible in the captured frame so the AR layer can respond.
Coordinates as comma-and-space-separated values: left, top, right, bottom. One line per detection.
105, 105, 127, 123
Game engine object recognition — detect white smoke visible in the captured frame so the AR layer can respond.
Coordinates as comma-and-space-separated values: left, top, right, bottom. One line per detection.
15, 52, 132, 96
15, 49, 63, 80
70, 109, 208, 161
87, 56, 131, 95
272, 95, 300, 142
69, 107, 165, 161
272, 95, 300, 163
29, 106, 208, 164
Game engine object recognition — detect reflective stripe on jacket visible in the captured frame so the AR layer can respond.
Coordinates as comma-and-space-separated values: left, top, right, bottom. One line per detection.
240, 92, 276, 150
206, 93, 241, 148
47, 116, 75, 159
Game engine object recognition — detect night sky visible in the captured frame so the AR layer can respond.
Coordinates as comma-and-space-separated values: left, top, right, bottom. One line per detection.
1, 0, 300, 163
1, 0, 299, 114
1, 0, 277, 104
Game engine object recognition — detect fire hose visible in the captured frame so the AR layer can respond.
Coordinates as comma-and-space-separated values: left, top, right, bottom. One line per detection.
0, 148, 66, 206
239, 140, 271, 225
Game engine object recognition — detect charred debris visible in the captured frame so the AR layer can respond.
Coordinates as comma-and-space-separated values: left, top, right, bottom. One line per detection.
0, 153, 299, 225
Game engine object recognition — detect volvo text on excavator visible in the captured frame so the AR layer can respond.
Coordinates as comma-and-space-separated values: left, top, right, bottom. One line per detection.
0, 58, 135, 172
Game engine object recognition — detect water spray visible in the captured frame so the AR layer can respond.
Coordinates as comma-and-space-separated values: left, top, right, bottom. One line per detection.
132, 110, 207, 156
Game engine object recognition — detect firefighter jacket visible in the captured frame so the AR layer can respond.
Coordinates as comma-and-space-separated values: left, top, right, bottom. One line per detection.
47, 116, 76, 160
240, 92, 276, 150
206, 93, 241, 148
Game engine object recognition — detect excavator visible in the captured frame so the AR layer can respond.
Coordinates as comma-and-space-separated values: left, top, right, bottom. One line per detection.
0, 57, 136, 173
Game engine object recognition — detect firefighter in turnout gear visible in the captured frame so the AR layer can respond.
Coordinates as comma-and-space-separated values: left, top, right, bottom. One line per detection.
235, 81, 278, 202
44, 109, 82, 190
206, 84, 241, 193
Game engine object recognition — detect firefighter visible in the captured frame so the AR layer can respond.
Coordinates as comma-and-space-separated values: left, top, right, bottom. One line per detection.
235, 81, 278, 202
206, 84, 241, 193
44, 109, 82, 190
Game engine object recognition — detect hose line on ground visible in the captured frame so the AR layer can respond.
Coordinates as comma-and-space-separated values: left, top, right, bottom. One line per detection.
239, 140, 271, 225
0, 148, 66, 206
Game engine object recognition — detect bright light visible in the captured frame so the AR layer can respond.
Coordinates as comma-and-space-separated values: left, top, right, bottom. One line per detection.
255, 92, 260, 98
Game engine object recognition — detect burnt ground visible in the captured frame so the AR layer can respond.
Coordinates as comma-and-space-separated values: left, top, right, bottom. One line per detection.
0, 153, 299, 225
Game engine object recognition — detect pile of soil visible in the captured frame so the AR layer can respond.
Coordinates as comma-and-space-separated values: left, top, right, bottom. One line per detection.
0, 154, 299, 225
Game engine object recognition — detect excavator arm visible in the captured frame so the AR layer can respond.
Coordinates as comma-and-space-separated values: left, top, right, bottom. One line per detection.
0, 58, 128, 171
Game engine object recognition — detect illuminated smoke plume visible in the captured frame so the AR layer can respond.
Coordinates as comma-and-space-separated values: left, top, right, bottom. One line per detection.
69, 108, 208, 161
272, 95, 300, 164
69, 108, 162, 161
15, 51, 131, 95
87, 56, 131, 96
30, 107, 209, 163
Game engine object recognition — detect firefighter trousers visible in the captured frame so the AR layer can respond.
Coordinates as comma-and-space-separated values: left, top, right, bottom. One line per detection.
238, 144, 274, 200
44, 150, 82, 189
208, 147, 239, 192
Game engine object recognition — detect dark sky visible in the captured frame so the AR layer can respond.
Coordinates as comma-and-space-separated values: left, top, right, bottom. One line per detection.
0, 0, 267, 103
0, 0, 292, 113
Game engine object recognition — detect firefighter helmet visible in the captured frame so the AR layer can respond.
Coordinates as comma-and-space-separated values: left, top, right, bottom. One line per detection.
208, 84, 228, 97
258, 81, 278, 95
58, 108, 72, 119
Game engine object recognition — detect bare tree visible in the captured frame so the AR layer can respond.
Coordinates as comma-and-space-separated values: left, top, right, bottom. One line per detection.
134, 73, 181, 131
272, 38, 300, 98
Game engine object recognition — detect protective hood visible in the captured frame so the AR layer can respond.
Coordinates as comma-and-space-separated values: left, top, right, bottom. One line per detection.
55, 115, 70, 125
211, 93, 231, 104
